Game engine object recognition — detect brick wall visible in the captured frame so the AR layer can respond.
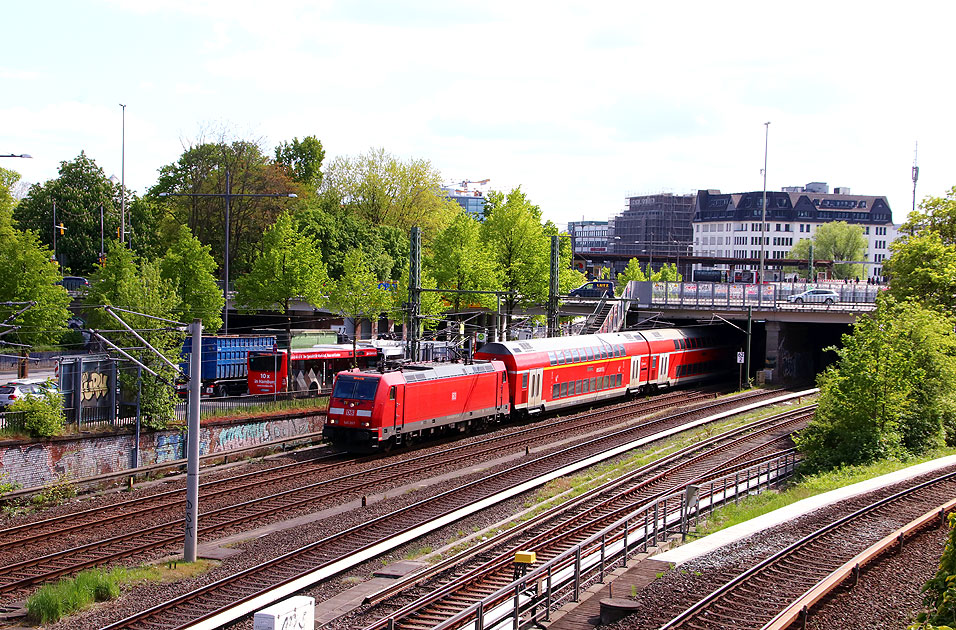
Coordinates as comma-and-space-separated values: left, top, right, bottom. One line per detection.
0, 414, 323, 488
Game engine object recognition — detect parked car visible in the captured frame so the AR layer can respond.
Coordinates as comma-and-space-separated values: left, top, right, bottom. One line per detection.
569, 280, 615, 299
0, 378, 58, 410
787, 288, 840, 305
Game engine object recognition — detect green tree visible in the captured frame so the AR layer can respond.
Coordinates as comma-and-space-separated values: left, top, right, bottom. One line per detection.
787, 222, 867, 280
160, 224, 225, 332
480, 188, 550, 332
651, 262, 681, 282
274, 136, 325, 191
9, 385, 64, 438
150, 135, 302, 278
615, 258, 648, 295
235, 212, 329, 387
327, 249, 393, 365
795, 296, 956, 472
0, 221, 71, 374
430, 212, 501, 313
296, 203, 408, 281
901, 186, 956, 245
14, 153, 127, 275
84, 243, 183, 429
319, 148, 459, 239
0, 167, 20, 220
883, 232, 956, 312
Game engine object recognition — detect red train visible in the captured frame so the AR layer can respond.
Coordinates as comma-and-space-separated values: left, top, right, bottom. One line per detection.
324, 327, 735, 450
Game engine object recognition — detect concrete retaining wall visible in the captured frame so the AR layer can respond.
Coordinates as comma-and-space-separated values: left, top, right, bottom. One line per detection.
0, 414, 323, 488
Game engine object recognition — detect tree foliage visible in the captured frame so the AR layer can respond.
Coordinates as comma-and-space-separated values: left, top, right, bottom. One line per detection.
84, 243, 183, 429
787, 221, 867, 280
327, 249, 393, 363
795, 296, 956, 472
235, 212, 329, 317
150, 135, 302, 278
296, 203, 407, 281
901, 186, 956, 245
14, 153, 126, 275
429, 212, 501, 312
480, 188, 550, 318
9, 385, 64, 438
274, 135, 325, 191
0, 167, 20, 221
0, 221, 71, 349
159, 224, 224, 332
615, 258, 648, 295
319, 148, 459, 239
883, 232, 956, 312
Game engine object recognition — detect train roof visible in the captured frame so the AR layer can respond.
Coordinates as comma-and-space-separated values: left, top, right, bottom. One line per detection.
476, 329, 703, 357
339, 360, 501, 384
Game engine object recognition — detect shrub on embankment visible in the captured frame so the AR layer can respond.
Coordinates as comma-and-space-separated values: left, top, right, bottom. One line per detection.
795, 296, 956, 473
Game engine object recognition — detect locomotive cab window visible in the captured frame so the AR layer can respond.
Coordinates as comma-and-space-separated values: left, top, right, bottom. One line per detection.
389, 386, 396, 400
522, 374, 528, 389
332, 376, 380, 400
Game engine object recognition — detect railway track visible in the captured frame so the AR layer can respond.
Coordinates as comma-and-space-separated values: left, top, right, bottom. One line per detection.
363, 407, 812, 630
95, 391, 808, 630
0, 388, 765, 597
661, 469, 956, 630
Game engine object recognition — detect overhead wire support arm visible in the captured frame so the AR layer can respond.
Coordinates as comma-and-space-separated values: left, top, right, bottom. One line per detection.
103, 306, 185, 375
87, 329, 173, 386
99, 305, 188, 329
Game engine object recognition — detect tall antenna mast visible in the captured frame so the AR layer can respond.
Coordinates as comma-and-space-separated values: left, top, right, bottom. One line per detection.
911, 141, 919, 215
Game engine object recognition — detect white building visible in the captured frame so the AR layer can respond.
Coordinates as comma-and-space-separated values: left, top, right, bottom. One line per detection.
691, 183, 898, 280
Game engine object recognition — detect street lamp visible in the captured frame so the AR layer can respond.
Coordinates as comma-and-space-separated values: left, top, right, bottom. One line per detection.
0, 154, 32, 158
158, 170, 297, 333
759, 121, 770, 304
119, 104, 126, 245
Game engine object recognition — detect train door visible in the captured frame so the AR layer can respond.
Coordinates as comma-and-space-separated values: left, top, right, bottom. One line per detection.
649, 355, 659, 382
657, 354, 670, 385
392, 384, 404, 443
629, 356, 640, 391
527, 368, 544, 409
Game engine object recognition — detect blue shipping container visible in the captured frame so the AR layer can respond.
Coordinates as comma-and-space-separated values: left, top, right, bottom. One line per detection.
180, 335, 277, 381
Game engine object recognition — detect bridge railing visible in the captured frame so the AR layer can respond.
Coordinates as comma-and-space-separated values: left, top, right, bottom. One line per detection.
627, 281, 883, 311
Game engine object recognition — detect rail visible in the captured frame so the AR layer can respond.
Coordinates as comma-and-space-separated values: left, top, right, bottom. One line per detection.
431, 451, 799, 630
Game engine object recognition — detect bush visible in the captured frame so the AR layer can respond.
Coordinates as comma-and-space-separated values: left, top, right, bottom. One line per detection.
8, 386, 65, 437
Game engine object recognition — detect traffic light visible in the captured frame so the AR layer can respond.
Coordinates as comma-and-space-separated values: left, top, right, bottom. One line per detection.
116, 227, 121, 238
57, 223, 65, 235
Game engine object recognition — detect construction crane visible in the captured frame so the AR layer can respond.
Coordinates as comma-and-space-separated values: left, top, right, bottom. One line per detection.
459, 178, 490, 188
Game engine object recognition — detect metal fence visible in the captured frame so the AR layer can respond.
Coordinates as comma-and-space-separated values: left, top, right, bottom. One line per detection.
432, 451, 799, 630
0, 388, 327, 432
634, 281, 884, 310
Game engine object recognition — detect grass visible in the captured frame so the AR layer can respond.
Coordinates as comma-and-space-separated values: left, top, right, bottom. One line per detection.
26, 560, 215, 624
696, 447, 956, 536
197, 397, 327, 421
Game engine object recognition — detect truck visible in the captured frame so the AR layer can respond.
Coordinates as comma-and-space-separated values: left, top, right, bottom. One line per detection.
179, 335, 277, 397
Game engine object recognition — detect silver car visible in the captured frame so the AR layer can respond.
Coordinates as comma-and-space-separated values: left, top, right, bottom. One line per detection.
0, 378, 57, 410
787, 288, 840, 305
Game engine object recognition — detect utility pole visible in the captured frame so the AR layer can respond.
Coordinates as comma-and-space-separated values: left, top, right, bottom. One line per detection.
912, 141, 919, 217
184, 319, 202, 562
408, 227, 421, 361
547, 235, 559, 337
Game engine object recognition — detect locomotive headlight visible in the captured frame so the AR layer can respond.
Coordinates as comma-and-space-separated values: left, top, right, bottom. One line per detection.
328, 419, 336, 424
362, 421, 370, 427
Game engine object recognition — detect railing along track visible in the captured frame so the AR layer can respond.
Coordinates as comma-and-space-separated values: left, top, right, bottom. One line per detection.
662, 470, 956, 630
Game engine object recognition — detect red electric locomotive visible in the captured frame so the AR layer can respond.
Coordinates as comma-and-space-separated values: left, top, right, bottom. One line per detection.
473, 328, 733, 416
324, 360, 510, 450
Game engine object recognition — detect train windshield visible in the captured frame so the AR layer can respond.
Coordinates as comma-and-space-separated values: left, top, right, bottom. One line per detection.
332, 376, 380, 400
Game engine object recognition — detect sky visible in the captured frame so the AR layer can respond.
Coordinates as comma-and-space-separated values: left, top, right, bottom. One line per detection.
3, 1, 955, 228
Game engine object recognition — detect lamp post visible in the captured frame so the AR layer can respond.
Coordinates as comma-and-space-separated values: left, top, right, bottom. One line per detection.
759, 122, 770, 305
158, 171, 297, 333
119, 104, 126, 245
0, 154, 32, 159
